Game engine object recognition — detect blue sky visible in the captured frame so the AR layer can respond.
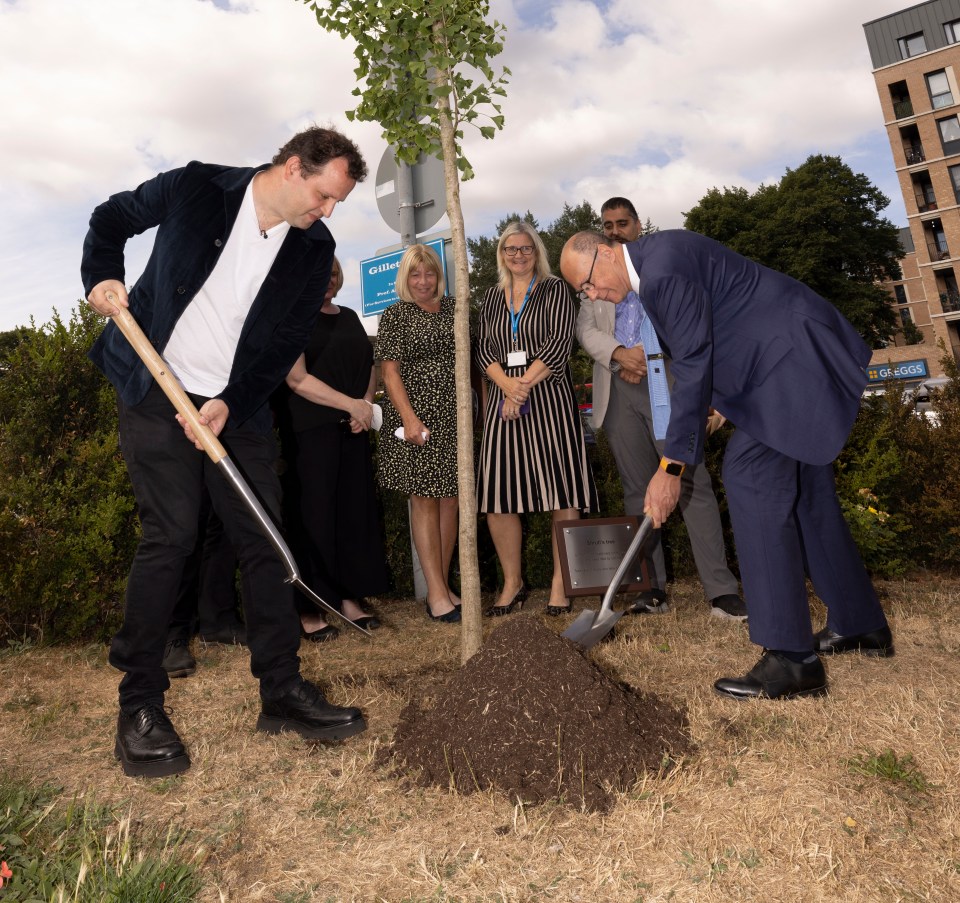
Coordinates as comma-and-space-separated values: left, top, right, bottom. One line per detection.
0, 0, 910, 333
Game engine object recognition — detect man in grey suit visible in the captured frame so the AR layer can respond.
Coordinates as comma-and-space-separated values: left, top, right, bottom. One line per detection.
575, 198, 745, 619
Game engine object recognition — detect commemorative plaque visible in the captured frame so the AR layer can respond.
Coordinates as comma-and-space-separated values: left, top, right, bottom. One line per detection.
555, 516, 652, 597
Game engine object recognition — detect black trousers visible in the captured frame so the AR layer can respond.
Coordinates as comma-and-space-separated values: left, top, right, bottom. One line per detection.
169, 495, 242, 638
111, 383, 301, 712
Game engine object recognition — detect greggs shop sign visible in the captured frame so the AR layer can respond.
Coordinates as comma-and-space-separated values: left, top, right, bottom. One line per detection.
866, 359, 929, 383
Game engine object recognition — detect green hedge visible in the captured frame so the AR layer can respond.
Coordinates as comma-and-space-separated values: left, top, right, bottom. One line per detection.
0, 309, 956, 643
0, 308, 138, 644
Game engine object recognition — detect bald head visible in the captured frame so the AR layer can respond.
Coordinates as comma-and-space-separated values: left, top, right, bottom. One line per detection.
560, 232, 632, 305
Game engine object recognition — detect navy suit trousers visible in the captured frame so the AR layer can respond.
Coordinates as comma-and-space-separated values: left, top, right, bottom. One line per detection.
112, 383, 302, 712
722, 429, 887, 652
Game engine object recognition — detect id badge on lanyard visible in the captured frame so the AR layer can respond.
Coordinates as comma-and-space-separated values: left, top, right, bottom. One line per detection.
509, 275, 536, 368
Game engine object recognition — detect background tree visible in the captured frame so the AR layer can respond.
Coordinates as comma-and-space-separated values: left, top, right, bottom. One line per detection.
684, 154, 903, 347
900, 316, 925, 345
304, 0, 509, 661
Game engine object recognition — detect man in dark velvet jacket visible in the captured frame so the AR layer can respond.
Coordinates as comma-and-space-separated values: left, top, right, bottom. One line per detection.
83, 126, 368, 777
561, 230, 894, 701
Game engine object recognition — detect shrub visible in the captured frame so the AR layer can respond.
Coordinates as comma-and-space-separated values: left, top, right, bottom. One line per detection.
837, 347, 960, 574
0, 307, 138, 643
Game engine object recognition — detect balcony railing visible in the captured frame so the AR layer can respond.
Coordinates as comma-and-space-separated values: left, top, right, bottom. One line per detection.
917, 199, 939, 212
927, 242, 951, 261
905, 145, 926, 164
940, 290, 960, 312
893, 99, 915, 118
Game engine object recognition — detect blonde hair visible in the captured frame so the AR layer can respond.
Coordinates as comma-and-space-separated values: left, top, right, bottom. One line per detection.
395, 243, 445, 304
327, 255, 344, 296
496, 221, 552, 296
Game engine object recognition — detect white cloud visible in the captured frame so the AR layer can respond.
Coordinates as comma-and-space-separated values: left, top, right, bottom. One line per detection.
0, 0, 913, 330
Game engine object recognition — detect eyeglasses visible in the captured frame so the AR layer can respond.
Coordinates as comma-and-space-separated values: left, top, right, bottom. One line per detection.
503, 245, 535, 257
577, 246, 600, 302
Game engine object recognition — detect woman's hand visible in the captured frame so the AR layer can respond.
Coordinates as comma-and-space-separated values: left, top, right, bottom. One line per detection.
348, 398, 374, 431
501, 375, 530, 406
402, 416, 430, 445
500, 397, 523, 421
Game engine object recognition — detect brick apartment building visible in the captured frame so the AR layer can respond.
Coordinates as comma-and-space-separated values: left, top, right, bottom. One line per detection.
864, 0, 960, 385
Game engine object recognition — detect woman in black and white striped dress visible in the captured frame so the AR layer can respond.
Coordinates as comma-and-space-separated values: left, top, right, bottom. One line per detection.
475, 221, 596, 616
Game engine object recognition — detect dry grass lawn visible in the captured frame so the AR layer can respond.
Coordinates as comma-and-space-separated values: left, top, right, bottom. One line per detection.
1, 576, 958, 902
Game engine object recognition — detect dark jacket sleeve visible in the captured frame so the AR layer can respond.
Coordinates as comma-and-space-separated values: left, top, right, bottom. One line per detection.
81, 165, 198, 295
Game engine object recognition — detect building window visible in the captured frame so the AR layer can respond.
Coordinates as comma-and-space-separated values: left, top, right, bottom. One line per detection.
938, 114, 960, 155
894, 284, 908, 305
949, 164, 960, 203
890, 80, 914, 118
912, 170, 937, 210
924, 219, 950, 259
946, 20, 960, 43
927, 70, 955, 109
899, 308, 913, 327
898, 31, 927, 58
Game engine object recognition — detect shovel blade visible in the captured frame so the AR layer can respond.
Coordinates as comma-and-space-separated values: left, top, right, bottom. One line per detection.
562, 607, 625, 650
291, 577, 373, 638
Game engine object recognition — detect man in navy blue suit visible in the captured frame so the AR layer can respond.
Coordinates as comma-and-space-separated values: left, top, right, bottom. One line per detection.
561, 230, 894, 699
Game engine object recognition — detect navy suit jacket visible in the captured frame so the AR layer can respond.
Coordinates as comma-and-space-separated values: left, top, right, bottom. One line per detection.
82, 161, 335, 432
627, 231, 870, 467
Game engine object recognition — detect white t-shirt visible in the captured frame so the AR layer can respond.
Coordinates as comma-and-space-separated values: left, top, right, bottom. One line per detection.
164, 177, 291, 396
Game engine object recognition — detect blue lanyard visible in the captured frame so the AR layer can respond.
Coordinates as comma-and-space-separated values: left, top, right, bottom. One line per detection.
510, 276, 536, 350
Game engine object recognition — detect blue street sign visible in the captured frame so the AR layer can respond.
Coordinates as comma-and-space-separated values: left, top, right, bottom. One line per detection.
866, 359, 929, 382
360, 238, 447, 317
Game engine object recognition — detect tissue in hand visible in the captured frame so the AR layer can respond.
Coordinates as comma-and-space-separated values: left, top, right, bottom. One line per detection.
394, 426, 428, 442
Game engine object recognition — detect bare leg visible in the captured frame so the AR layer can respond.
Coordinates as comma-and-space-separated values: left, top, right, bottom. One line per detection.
411, 495, 456, 616
549, 508, 580, 608
341, 599, 370, 620
438, 496, 459, 603
300, 613, 329, 632
486, 512, 524, 607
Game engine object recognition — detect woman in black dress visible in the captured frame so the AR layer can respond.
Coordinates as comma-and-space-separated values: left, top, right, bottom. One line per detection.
475, 221, 596, 615
284, 257, 388, 638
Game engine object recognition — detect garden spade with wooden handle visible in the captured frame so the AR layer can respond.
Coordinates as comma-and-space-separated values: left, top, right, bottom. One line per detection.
106, 294, 372, 638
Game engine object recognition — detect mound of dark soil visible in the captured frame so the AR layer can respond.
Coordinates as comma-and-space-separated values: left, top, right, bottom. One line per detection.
385, 615, 693, 812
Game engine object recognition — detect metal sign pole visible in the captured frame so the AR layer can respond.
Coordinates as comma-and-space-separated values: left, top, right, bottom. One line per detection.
397, 159, 416, 249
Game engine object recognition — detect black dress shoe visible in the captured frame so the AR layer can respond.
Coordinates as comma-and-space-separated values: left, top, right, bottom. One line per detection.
425, 600, 461, 623
351, 615, 381, 630
814, 625, 894, 657
301, 624, 340, 643
115, 705, 190, 777
714, 650, 828, 700
161, 636, 196, 678
257, 678, 367, 740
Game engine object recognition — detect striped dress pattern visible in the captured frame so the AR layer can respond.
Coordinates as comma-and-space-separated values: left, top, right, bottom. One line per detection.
475, 276, 596, 514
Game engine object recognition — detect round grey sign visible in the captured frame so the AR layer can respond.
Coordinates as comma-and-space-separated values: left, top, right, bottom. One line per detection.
375, 147, 447, 235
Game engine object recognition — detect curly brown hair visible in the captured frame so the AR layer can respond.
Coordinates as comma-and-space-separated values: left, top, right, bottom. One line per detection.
272, 126, 367, 182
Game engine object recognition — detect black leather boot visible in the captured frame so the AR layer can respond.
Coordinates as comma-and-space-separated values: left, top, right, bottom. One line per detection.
258, 678, 367, 740
115, 705, 190, 777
